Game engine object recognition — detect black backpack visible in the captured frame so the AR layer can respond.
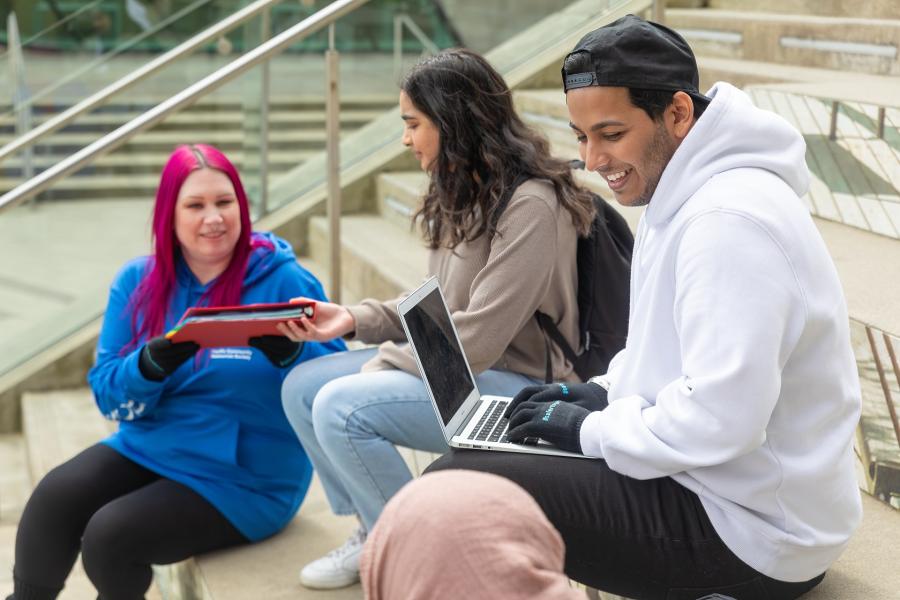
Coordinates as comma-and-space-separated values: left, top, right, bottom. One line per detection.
499, 167, 634, 382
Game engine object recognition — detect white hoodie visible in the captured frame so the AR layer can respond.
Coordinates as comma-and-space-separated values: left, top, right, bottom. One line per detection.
579, 82, 862, 582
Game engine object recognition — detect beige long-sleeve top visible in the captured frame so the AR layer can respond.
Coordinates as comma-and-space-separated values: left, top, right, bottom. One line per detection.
346, 178, 581, 383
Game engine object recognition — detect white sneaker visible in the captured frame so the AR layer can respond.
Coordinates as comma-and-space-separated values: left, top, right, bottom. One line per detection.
299, 525, 366, 589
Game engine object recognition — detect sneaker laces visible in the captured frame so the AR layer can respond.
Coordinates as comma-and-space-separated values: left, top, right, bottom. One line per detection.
324, 525, 366, 561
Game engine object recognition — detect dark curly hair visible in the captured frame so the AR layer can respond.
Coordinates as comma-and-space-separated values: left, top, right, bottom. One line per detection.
401, 49, 595, 249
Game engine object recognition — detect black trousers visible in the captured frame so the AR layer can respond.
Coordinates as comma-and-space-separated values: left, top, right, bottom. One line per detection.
425, 450, 825, 600
12, 444, 247, 600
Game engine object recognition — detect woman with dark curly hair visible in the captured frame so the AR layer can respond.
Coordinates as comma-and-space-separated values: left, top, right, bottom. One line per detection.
279, 48, 596, 590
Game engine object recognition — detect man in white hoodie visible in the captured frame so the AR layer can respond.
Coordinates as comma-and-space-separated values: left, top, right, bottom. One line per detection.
426, 14, 862, 599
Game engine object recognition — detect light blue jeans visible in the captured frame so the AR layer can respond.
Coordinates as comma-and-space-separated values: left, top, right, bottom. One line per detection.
281, 348, 538, 531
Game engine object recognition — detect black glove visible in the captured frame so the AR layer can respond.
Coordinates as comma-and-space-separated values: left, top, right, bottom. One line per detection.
138, 336, 200, 382
507, 399, 590, 454
248, 335, 303, 368
504, 382, 608, 419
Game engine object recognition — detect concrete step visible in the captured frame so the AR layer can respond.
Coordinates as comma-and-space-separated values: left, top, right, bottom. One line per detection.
0, 94, 398, 123
0, 108, 387, 133
1, 148, 319, 177
21, 389, 114, 484
695, 56, 875, 92
708, 0, 900, 20
0, 127, 357, 154
0, 522, 15, 597
156, 473, 364, 600
162, 446, 463, 600
805, 493, 900, 598
155, 456, 899, 600
667, 9, 900, 77
159, 446, 443, 600
10, 390, 162, 599
0, 174, 169, 199
0, 527, 146, 600
307, 214, 428, 305
375, 171, 427, 230
0, 434, 31, 525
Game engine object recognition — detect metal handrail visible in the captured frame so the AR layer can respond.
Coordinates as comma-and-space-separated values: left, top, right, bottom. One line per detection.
1, 0, 216, 121
0, 0, 371, 214
393, 13, 440, 81
0, 0, 105, 63
0, 0, 284, 166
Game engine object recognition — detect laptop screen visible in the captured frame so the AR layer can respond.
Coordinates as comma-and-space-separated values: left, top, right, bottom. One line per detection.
403, 286, 475, 426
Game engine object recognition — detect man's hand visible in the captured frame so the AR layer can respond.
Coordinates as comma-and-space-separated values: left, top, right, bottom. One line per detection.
249, 335, 303, 368
503, 382, 608, 419
276, 297, 355, 342
139, 336, 200, 381
507, 400, 590, 454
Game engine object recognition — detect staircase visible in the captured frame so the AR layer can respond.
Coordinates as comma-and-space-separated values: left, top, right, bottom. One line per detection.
0, 95, 396, 202
0, 391, 164, 599
0, 386, 436, 599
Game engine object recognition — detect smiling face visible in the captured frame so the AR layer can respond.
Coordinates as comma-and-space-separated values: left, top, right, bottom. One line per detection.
174, 167, 241, 281
399, 90, 441, 172
566, 86, 687, 207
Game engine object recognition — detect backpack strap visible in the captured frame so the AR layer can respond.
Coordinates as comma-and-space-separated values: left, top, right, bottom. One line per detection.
535, 311, 579, 383
539, 323, 553, 384
493, 173, 576, 383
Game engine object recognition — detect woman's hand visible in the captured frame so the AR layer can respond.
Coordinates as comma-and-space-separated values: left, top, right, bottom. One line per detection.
138, 336, 200, 382
277, 297, 355, 343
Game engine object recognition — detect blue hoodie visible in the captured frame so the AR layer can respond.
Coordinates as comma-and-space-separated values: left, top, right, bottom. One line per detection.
88, 232, 345, 541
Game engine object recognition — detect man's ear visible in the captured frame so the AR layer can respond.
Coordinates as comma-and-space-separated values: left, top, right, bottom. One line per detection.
668, 91, 695, 140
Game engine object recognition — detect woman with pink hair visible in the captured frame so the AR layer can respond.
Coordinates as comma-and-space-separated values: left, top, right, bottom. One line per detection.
7, 144, 344, 600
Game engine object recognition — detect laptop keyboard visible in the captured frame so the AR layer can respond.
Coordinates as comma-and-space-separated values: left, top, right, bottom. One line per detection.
467, 399, 510, 443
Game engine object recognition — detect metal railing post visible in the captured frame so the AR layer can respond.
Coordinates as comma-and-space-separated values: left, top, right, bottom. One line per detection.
867, 326, 900, 451
7, 12, 34, 183
399, 15, 440, 55
393, 14, 440, 81
259, 6, 271, 216
393, 15, 403, 83
881, 332, 900, 449
652, 0, 665, 24
325, 24, 342, 303
829, 101, 840, 141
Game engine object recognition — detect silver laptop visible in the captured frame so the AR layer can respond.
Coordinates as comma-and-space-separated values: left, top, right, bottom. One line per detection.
398, 276, 593, 459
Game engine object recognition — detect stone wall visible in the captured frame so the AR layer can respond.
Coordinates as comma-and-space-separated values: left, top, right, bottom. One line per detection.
668, 10, 900, 76
438, 0, 574, 53
709, 0, 900, 19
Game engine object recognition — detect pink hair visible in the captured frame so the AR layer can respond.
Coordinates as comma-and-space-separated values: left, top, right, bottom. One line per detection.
128, 144, 271, 344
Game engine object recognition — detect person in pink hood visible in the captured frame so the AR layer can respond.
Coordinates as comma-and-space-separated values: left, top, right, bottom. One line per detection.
361, 470, 586, 600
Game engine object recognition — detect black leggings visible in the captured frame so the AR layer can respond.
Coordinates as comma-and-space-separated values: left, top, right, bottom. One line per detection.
426, 450, 825, 600
12, 444, 248, 600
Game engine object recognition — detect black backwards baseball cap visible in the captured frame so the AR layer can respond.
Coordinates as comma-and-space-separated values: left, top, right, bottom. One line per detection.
562, 14, 709, 104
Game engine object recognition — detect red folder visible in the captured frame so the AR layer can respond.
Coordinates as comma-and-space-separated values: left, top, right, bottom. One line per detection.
165, 301, 315, 348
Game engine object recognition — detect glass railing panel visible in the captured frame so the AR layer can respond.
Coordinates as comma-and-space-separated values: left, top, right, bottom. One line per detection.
0, 0, 458, 211
0, 53, 300, 375
0, 0, 252, 120
850, 319, 900, 509
0, 7, 276, 209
